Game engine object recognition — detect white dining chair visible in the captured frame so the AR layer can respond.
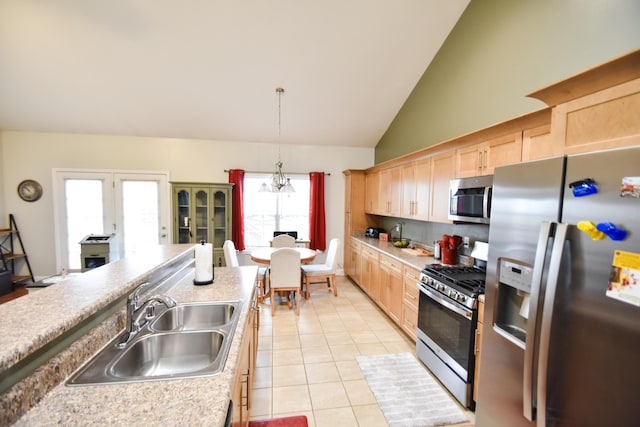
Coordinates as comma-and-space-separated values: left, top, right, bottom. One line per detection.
224, 240, 267, 301
301, 238, 340, 299
272, 234, 296, 248
223, 240, 239, 267
269, 248, 302, 316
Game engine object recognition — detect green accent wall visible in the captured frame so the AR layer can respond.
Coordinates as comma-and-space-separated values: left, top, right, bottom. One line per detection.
375, 0, 640, 163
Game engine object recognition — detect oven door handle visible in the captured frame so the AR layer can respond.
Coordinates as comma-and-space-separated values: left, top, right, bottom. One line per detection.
418, 283, 473, 319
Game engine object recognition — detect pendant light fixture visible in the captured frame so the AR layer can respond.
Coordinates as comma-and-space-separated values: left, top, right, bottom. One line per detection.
259, 87, 295, 193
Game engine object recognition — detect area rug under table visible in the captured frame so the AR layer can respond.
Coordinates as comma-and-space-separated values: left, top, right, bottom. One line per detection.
356, 352, 469, 427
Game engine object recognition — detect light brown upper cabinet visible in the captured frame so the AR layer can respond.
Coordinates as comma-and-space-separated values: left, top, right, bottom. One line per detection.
551, 78, 640, 155
455, 132, 523, 178
522, 124, 556, 161
379, 167, 402, 217
429, 151, 456, 223
401, 158, 431, 220
365, 171, 379, 214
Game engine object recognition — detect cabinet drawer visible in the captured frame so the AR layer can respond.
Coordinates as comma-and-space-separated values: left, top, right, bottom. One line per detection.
402, 303, 418, 340
403, 283, 419, 308
362, 246, 379, 260
379, 254, 401, 274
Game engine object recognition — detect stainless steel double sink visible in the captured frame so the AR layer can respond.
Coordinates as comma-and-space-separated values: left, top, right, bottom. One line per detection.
67, 301, 241, 385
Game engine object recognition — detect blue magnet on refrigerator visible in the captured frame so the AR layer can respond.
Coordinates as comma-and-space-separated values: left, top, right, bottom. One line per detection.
596, 222, 628, 241
568, 178, 597, 197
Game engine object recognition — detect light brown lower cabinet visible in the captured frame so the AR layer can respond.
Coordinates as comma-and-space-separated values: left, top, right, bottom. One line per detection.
361, 246, 380, 302
401, 266, 420, 341
350, 238, 420, 342
231, 287, 259, 427
379, 254, 403, 323
473, 299, 484, 403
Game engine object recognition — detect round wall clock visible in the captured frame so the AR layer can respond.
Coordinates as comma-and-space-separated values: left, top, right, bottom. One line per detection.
17, 179, 43, 202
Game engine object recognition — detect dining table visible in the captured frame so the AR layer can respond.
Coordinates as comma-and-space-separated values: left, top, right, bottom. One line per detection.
249, 247, 317, 265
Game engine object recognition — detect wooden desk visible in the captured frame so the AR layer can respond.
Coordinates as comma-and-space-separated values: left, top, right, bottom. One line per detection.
250, 247, 316, 265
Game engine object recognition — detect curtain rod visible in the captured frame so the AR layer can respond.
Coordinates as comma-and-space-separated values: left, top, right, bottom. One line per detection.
224, 169, 331, 176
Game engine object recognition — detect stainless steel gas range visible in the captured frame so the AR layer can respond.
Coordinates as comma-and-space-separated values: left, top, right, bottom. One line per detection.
416, 264, 486, 409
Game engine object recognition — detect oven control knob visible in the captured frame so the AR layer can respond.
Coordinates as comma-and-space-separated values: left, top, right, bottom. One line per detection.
437, 284, 445, 292
456, 294, 466, 303
449, 290, 457, 299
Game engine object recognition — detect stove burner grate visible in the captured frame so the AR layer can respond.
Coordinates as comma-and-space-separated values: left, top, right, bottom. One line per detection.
421, 264, 486, 295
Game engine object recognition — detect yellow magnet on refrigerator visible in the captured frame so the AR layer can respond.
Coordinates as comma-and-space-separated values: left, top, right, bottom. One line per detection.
577, 221, 605, 240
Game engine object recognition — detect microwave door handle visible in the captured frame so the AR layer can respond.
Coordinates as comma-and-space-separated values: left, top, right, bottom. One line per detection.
483, 186, 491, 219
523, 221, 554, 421
535, 223, 568, 427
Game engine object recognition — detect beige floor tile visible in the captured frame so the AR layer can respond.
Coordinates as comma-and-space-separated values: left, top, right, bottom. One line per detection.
349, 330, 380, 344
329, 344, 361, 361
257, 336, 273, 351
335, 360, 364, 381
308, 382, 350, 410
320, 321, 347, 334
272, 364, 307, 387
352, 404, 388, 427
356, 342, 389, 356
342, 379, 376, 406
256, 349, 272, 367
373, 328, 406, 342
299, 333, 327, 348
324, 331, 354, 346
297, 320, 324, 335
272, 384, 312, 414
302, 344, 334, 364
342, 319, 370, 332
272, 348, 304, 366
250, 387, 272, 417
313, 407, 359, 427
273, 333, 301, 350
253, 366, 272, 389
305, 361, 341, 384
382, 339, 416, 354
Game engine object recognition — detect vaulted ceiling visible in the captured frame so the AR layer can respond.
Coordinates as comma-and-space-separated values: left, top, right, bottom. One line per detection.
0, 1, 469, 148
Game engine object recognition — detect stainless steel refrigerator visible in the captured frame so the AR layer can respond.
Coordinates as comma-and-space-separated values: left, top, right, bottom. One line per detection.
475, 146, 640, 427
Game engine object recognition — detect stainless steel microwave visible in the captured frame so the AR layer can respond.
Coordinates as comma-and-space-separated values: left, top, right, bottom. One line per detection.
448, 175, 493, 224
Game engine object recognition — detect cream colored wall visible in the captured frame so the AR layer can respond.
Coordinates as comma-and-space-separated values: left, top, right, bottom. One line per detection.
0, 131, 374, 277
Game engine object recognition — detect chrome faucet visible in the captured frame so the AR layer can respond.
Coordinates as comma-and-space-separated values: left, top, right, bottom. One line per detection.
117, 282, 177, 348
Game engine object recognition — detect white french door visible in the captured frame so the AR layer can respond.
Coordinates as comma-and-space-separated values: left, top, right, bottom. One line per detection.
53, 170, 170, 272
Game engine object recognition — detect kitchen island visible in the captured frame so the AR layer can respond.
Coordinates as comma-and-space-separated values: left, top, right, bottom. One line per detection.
0, 244, 259, 426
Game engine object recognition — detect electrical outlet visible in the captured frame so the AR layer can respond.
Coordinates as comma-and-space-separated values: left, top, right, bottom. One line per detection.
463, 236, 470, 248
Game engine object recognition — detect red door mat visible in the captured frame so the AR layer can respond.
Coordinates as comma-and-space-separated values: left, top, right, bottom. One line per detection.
249, 415, 308, 427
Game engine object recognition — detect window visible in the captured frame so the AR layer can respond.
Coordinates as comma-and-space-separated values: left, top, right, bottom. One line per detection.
243, 174, 310, 248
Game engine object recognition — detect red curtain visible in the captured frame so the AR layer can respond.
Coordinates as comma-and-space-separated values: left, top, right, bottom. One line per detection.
228, 169, 245, 251
309, 172, 326, 251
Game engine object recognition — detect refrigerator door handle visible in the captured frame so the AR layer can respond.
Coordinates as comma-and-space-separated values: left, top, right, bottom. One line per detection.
535, 222, 569, 427
523, 221, 555, 422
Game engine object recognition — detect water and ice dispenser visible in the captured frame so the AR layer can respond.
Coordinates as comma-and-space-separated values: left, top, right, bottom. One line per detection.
494, 259, 533, 349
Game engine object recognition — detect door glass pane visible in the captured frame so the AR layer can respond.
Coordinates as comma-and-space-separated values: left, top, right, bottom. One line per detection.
122, 180, 160, 255
65, 179, 104, 270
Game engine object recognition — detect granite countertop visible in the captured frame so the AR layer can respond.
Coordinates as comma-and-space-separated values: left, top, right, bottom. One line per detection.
0, 244, 196, 373
1, 244, 258, 426
351, 235, 436, 271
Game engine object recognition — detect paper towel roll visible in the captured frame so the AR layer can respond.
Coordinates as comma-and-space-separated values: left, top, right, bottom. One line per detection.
194, 242, 213, 285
